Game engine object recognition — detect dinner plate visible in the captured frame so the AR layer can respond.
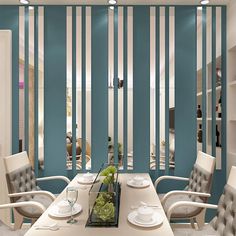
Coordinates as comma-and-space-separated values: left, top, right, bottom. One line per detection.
76, 175, 100, 185
128, 211, 163, 228
127, 179, 150, 188
48, 203, 82, 218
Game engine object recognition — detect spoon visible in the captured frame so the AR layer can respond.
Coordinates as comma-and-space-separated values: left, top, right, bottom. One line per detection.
34, 223, 59, 231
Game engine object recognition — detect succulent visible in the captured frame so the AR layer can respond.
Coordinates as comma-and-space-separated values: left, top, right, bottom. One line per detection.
100, 165, 117, 185
94, 193, 115, 221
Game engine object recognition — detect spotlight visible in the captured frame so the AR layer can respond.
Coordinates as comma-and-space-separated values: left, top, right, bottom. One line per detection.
109, 0, 117, 4
19, 0, 30, 4
200, 0, 209, 5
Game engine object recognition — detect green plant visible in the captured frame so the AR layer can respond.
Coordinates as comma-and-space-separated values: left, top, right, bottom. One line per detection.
94, 192, 115, 221
100, 165, 117, 185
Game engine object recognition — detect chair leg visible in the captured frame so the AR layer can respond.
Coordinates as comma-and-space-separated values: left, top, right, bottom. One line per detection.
31, 218, 37, 226
13, 209, 24, 230
195, 209, 206, 229
190, 218, 196, 229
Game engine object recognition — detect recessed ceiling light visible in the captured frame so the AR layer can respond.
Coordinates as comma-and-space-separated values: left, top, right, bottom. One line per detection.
200, 0, 210, 5
19, 0, 29, 4
109, 6, 114, 10
108, 0, 117, 5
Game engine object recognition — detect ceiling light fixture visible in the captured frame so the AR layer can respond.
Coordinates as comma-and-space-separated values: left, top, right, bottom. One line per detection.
109, 0, 117, 4
19, 0, 29, 4
200, 0, 210, 5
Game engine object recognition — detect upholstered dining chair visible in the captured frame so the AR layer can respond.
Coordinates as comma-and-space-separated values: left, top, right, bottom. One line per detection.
0, 201, 45, 235
3, 151, 70, 229
154, 151, 216, 228
170, 166, 236, 236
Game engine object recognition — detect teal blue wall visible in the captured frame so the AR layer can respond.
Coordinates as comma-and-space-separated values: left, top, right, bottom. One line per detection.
0, 6, 227, 216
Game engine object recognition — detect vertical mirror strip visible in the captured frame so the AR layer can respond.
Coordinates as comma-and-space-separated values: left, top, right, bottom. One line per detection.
127, 7, 133, 170
155, 6, 160, 171
150, 6, 156, 170
211, 7, 216, 157
72, 6, 77, 173
165, 7, 169, 172
24, 6, 29, 153
202, 6, 207, 153
34, 6, 39, 173
221, 6, 226, 174
66, 7, 72, 170
114, 7, 118, 165
38, 6, 44, 170
76, 7, 82, 171
19, 7, 24, 154
81, 6, 86, 170
123, 6, 128, 171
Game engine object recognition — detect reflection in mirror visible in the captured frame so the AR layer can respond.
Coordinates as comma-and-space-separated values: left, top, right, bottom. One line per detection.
150, 7, 156, 170
19, 6, 25, 154
197, 7, 203, 153
28, 7, 35, 168
169, 7, 175, 169
85, 7, 92, 170
118, 7, 124, 170
108, 7, 114, 166
127, 7, 133, 170
66, 7, 73, 170
159, 7, 165, 170
38, 7, 44, 169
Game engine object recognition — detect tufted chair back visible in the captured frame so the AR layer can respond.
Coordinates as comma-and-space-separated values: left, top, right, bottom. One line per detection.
4, 152, 40, 202
210, 166, 236, 236
185, 151, 215, 202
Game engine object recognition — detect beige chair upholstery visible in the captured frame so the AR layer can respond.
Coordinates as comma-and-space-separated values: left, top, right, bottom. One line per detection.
172, 166, 236, 236
155, 151, 215, 228
4, 151, 70, 229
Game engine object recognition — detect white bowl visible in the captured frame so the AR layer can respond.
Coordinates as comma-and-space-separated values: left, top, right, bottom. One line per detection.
57, 200, 71, 214
83, 172, 94, 182
133, 176, 144, 186
137, 206, 154, 222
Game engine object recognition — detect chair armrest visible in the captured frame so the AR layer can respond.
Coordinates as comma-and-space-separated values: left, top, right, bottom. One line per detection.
167, 201, 218, 221
36, 176, 70, 184
8, 190, 56, 201
0, 201, 46, 213
162, 190, 211, 205
154, 176, 189, 189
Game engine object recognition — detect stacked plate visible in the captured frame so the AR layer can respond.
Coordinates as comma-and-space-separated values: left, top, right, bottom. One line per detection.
128, 211, 163, 228
48, 200, 82, 218
127, 176, 150, 188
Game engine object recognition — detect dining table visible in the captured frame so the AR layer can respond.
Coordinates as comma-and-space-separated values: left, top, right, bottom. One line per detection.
24, 173, 174, 236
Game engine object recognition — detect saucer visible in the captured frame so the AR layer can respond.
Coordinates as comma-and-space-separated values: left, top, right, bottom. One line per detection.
77, 175, 99, 184
48, 203, 82, 218
128, 211, 163, 228
127, 179, 150, 188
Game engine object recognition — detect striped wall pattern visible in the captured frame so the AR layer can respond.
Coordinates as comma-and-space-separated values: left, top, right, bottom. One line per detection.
0, 6, 227, 204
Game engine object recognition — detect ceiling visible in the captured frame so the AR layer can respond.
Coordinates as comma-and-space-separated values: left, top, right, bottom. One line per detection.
0, 0, 231, 5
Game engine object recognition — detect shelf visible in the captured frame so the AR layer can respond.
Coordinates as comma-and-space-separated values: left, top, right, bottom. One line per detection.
197, 86, 221, 97
197, 117, 221, 121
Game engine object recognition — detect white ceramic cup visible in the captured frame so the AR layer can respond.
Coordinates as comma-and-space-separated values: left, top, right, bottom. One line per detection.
83, 172, 94, 182
57, 200, 71, 214
133, 176, 144, 186
137, 206, 154, 222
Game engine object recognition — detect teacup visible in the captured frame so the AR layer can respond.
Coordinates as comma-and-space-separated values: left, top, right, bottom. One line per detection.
83, 172, 94, 182
133, 176, 144, 186
57, 200, 71, 214
137, 206, 154, 222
